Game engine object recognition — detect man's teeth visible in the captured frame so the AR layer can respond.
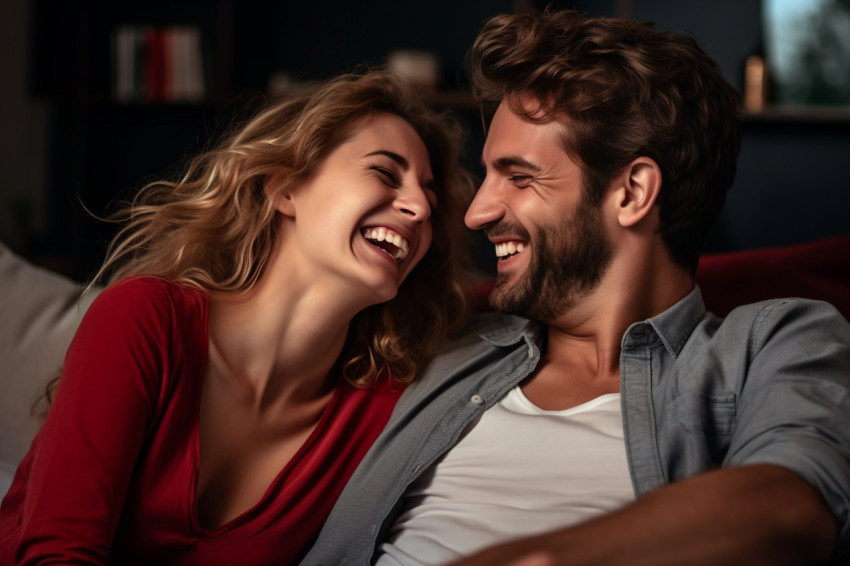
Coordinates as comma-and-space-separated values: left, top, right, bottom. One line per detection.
495, 241, 526, 258
362, 227, 410, 263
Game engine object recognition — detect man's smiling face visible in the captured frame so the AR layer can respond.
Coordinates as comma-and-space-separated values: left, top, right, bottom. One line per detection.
465, 98, 614, 322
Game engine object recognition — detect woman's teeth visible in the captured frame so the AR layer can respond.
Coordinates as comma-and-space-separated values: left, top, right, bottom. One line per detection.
362, 227, 410, 263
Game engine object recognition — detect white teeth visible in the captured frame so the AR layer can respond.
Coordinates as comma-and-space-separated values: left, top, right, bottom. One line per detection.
495, 241, 527, 258
362, 227, 410, 263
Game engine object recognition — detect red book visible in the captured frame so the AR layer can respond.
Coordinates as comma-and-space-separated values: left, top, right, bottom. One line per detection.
144, 27, 165, 102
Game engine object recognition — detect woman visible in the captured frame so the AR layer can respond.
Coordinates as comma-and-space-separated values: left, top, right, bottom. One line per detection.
0, 71, 474, 565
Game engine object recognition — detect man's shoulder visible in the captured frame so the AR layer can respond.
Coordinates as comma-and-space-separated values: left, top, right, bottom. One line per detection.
718, 297, 849, 334
645, 292, 848, 372
688, 297, 850, 361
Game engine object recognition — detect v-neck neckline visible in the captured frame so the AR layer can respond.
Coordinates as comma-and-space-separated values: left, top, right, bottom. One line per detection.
187, 300, 345, 536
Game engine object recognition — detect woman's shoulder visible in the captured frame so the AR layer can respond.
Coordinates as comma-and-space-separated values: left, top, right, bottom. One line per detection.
86, 276, 209, 330
106, 274, 202, 296
98, 276, 206, 307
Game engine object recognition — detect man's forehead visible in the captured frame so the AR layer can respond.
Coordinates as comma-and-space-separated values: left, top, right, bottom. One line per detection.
482, 100, 567, 165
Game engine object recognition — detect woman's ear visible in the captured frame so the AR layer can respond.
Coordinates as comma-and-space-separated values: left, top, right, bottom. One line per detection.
615, 157, 661, 228
264, 176, 296, 218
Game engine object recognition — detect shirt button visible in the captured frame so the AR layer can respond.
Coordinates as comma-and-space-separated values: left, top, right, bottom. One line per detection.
470, 394, 484, 405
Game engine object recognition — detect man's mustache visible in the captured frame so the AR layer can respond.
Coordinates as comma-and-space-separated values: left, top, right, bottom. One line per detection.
485, 222, 532, 241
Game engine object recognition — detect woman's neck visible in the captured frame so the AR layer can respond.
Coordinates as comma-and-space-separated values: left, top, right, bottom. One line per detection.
206, 245, 370, 411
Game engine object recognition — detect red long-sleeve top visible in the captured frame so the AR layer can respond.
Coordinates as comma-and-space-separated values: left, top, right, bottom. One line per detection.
0, 276, 403, 565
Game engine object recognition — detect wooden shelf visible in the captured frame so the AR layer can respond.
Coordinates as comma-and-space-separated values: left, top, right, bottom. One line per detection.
742, 105, 850, 124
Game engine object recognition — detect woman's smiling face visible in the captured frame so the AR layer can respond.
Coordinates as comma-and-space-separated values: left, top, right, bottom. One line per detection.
278, 112, 437, 304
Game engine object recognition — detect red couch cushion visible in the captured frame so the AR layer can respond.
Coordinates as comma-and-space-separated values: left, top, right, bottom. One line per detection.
696, 233, 850, 319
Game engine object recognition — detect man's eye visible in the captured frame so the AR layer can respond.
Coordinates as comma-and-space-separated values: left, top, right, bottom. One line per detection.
509, 174, 533, 187
371, 165, 399, 187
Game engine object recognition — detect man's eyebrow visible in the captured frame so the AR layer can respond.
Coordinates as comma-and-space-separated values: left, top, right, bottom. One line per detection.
483, 155, 543, 172
365, 150, 409, 169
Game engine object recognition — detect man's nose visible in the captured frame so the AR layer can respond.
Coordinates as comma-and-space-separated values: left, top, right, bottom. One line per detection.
464, 176, 505, 230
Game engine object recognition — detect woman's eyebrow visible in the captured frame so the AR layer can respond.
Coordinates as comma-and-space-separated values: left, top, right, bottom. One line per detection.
365, 150, 409, 169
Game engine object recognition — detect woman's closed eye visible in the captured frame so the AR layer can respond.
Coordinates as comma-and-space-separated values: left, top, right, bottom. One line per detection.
370, 165, 400, 188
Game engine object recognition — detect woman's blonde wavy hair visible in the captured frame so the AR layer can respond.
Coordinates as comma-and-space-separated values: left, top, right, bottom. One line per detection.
92, 70, 475, 387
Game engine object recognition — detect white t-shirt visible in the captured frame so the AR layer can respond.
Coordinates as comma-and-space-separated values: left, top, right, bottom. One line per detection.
377, 386, 635, 566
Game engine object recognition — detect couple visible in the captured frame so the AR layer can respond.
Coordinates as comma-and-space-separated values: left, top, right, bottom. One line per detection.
2, 8, 849, 566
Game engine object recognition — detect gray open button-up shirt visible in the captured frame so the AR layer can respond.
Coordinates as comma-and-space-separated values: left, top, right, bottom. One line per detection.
302, 288, 850, 564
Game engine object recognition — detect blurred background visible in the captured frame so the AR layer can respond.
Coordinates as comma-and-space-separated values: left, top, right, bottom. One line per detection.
1, 0, 849, 281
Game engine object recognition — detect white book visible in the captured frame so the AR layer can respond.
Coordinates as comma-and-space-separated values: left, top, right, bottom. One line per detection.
183, 26, 206, 102
113, 25, 135, 102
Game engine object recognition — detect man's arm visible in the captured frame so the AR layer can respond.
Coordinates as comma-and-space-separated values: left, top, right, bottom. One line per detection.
450, 464, 837, 566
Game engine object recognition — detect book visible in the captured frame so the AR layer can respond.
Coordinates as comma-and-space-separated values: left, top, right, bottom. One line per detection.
112, 24, 206, 103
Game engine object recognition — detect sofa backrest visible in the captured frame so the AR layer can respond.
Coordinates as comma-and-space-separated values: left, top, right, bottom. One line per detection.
0, 243, 100, 466
696, 232, 850, 320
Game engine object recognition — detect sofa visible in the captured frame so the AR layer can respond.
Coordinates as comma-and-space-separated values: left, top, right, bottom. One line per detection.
1, 233, 849, 497
0, 242, 100, 495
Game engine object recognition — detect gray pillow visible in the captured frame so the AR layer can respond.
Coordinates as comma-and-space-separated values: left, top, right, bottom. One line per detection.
0, 242, 99, 468
0, 459, 14, 499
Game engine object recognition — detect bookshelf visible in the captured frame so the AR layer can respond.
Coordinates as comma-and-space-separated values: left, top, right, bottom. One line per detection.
28, 0, 497, 280
111, 25, 207, 103
30, 0, 241, 279
31, 0, 234, 103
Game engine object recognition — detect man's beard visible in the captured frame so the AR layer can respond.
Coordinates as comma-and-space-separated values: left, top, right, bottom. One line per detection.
488, 195, 613, 322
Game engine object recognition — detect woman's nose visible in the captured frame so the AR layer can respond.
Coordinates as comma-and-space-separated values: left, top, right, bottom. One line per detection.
395, 184, 431, 222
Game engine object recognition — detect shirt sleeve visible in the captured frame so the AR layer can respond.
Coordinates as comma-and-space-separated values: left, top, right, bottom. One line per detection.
725, 299, 850, 554
13, 277, 176, 565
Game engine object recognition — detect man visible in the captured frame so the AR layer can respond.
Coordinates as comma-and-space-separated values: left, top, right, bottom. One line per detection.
301, 9, 850, 565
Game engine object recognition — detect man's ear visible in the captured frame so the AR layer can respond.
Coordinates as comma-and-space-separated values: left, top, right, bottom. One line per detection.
265, 176, 297, 218
615, 157, 661, 228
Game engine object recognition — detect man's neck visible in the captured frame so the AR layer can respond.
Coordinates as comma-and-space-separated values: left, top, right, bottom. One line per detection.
521, 247, 693, 411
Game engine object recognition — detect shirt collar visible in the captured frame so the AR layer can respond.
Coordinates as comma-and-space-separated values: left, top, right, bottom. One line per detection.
480, 316, 545, 348
639, 285, 707, 358
477, 286, 707, 359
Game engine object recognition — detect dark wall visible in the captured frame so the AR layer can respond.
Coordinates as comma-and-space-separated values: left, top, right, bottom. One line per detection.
18, 0, 850, 279
628, 0, 850, 252
713, 118, 850, 251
